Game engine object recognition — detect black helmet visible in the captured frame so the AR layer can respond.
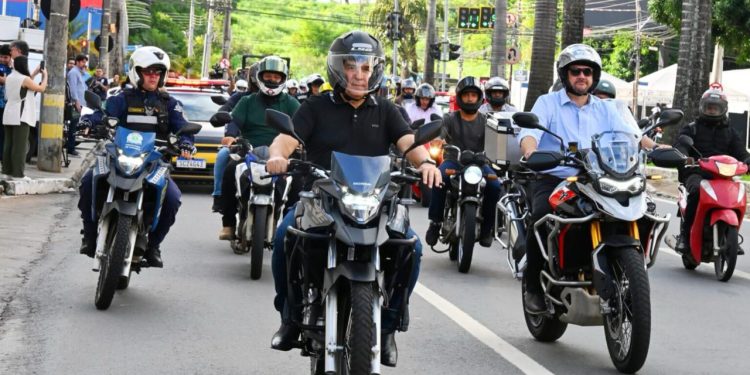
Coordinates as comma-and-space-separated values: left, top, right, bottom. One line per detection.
698, 87, 728, 123
455, 76, 484, 114
414, 83, 436, 108
592, 79, 616, 99
484, 76, 510, 107
556, 43, 602, 96
327, 30, 386, 98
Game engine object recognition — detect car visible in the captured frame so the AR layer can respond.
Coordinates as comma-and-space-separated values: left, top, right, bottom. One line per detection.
165, 79, 230, 181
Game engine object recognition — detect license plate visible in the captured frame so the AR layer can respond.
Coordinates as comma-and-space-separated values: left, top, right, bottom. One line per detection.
176, 158, 206, 169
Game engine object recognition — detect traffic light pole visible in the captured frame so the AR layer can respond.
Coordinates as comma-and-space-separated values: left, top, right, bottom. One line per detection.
441, 0, 448, 91
392, 0, 399, 79
99, 0, 111, 75
38, 0, 70, 172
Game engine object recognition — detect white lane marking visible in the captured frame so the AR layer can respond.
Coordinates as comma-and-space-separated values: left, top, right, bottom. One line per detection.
414, 283, 554, 375
659, 247, 750, 281
652, 197, 750, 223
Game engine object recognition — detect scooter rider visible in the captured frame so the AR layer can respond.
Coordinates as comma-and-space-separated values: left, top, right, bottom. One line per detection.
424, 76, 501, 248
77, 46, 194, 268
404, 82, 441, 123
674, 86, 750, 255
479, 76, 517, 114
519, 44, 640, 313
265, 30, 441, 367
217, 56, 300, 240
286, 79, 299, 97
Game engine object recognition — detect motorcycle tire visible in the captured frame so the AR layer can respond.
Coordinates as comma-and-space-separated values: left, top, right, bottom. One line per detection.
419, 182, 431, 207
342, 281, 375, 375
604, 247, 651, 374
446, 205, 458, 261
457, 204, 477, 273
116, 268, 132, 290
521, 280, 567, 342
95, 214, 132, 310
714, 224, 738, 282
250, 206, 268, 280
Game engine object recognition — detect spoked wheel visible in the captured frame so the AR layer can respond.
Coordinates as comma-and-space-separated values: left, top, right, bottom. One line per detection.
95, 214, 132, 310
521, 279, 567, 342
250, 206, 268, 280
604, 248, 651, 374
337, 281, 375, 375
457, 204, 477, 273
714, 224, 738, 282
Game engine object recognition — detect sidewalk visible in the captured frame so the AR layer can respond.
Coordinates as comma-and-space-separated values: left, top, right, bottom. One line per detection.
0, 142, 97, 196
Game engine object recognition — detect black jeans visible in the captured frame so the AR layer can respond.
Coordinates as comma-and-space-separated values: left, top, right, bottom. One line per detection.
524, 175, 563, 293
680, 172, 709, 236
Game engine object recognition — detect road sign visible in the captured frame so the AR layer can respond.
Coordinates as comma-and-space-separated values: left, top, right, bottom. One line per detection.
513, 69, 528, 82
220, 58, 231, 69
507, 47, 520, 64
506, 13, 518, 27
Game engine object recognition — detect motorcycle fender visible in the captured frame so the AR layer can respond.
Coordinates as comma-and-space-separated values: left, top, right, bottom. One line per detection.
323, 261, 381, 299
249, 194, 273, 205
709, 209, 739, 227
591, 236, 640, 301
101, 200, 139, 217
331, 209, 385, 246
146, 165, 170, 187
107, 172, 146, 192
459, 196, 481, 206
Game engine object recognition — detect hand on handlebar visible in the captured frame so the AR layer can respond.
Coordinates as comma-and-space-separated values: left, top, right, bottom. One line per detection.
418, 163, 441, 188
179, 143, 195, 160
221, 136, 236, 147
266, 156, 289, 174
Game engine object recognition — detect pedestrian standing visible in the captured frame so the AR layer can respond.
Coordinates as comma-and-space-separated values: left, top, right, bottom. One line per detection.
0, 45, 12, 162
89, 67, 109, 100
66, 54, 88, 157
1, 56, 47, 178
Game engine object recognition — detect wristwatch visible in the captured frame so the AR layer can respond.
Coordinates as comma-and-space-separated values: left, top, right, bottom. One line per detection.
418, 158, 437, 168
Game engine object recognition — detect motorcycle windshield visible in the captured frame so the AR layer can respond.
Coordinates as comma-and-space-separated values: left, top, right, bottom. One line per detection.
591, 130, 640, 176
330, 152, 391, 195
114, 127, 155, 157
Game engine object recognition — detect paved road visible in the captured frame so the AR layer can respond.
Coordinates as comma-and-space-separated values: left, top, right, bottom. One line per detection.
1, 185, 748, 374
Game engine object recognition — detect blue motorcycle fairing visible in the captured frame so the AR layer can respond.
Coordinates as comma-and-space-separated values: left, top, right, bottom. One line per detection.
114, 127, 156, 157
330, 152, 391, 195
146, 161, 171, 232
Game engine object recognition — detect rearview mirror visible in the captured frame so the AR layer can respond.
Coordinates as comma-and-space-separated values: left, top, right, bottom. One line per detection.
410, 118, 426, 130
522, 150, 563, 171
265, 109, 304, 146
210, 111, 232, 128
637, 118, 649, 129
84, 90, 102, 111
176, 122, 203, 136
649, 148, 686, 168
678, 135, 694, 148
655, 109, 684, 128
430, 113, 442, 121
211, 95, 228, 106
512, 112, 542, 130
413, 120, 443, 147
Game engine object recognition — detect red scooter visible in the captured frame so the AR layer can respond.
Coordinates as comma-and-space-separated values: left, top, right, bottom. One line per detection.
670, 135, 747, 281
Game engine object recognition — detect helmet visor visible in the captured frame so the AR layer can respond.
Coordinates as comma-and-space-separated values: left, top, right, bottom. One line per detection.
327, 54, 384, 97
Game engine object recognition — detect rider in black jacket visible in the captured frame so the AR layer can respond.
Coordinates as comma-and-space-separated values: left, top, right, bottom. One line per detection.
674, 87, 750, 254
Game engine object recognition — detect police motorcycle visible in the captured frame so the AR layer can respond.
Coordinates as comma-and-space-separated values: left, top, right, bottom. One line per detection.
265, 109, 442, 375
84, 91, 201, 310
513, 111, 685, 373
211, 111, 292, 280
430, 144, 498, 273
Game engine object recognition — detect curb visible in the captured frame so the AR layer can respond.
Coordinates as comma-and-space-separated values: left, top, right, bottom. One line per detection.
0, 145, 99, 196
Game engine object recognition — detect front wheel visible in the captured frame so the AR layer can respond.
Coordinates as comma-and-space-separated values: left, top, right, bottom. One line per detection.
457, 204, 477, 273
714, 224, 738, 282
341, 281, 375, 375
95, 214, 132, 310
604, 248, 651, 374
250, 206, 268, 280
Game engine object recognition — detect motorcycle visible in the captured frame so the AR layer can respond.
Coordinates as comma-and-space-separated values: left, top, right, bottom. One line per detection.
664, 135, 747, 281
637, 107, 664, 143
409, 114, 444, 207
264, 109, 442, 375
432, 145, 497, 273
84, 91, 202, 310
513, 110, 684, 373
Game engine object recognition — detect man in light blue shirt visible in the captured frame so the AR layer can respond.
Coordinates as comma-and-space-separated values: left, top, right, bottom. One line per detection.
66, 54, 88, 156
518, 44, 642, 314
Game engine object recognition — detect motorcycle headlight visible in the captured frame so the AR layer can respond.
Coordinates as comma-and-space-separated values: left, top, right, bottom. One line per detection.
250, 162, 271, 186
715, 161, 738, 177
117, 151, 146, 176
598, 176, 644, 195
463, 166, 483, 185
341, 193, 381, 223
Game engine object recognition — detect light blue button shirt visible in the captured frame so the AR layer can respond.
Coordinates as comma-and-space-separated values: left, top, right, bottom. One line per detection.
519, 89, 640, 178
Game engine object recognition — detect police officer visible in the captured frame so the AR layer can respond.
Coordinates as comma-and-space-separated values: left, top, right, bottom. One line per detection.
479, 76, 517, 114
77, 46, 194, 268
265, 30, 441, 367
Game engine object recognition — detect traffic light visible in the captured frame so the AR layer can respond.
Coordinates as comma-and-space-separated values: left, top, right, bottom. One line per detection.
458, 7, 469, 29
81, 39, 88, 49
386, 13, 394, 39
468, 8, 480, 29
480, 7, 494, 29
448, 44, 461, 61
386, 12, 402, 40
429, 43, 441, 60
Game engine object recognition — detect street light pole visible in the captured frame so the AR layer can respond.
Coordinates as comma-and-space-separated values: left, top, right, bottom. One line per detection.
392, 0, 399, 78
441, 0, 448, 91
201, 1, 214, 79
187, 0, 195, 77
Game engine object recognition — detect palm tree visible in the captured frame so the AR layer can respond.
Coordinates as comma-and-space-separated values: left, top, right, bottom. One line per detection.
490, 0, 507, 78
670, 0, 713, 138
561, 0, 585, 48
524, 0, 558, 111
423, 0, 437, 84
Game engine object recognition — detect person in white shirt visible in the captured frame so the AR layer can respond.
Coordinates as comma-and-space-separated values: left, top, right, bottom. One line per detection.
404, 83, 442, 124
479, 76, 518, 114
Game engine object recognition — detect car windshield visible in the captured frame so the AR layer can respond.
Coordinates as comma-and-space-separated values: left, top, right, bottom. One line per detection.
586, 130, 640, 176
169, 92, 225, 122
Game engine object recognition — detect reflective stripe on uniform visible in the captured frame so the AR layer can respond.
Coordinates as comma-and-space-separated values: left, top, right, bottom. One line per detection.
126, 115, 158, 124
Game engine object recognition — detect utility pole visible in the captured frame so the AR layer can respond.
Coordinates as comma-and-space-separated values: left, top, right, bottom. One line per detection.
187, 0, 195, 77
631, 0, 641, 118
201, 0, 215, 79
457, 31, 464, 80
38, 0, 70, 172
221, 2, 231, 60
392, 0, 399, 78
423, 0, 436, 84
491, 0, 507, 78
85, 10, 92, 56
109, 0, 123, 78
99, 0, 112, 75
441, 0, 448, 91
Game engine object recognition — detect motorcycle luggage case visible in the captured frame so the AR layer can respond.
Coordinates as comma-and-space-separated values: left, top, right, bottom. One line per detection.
484, 112, 522, 170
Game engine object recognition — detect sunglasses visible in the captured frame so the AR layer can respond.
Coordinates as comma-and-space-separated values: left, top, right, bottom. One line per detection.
568, 67, 593, 77
141, 68, 164, 76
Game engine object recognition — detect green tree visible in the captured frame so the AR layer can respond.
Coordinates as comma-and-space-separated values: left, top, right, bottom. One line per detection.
368, 0, 427, 78
587, 31, 661, 81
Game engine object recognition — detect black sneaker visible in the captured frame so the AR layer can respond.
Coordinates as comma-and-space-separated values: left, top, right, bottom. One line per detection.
425, 222, 441, 246
479, 230, 493, 247
79, 238, 95, 258
271, 323, 300, 351
144, 247, 163, 268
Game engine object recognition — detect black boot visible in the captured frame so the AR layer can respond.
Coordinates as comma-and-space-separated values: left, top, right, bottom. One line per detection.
381, 331, 398, 367
523, 272, 546, 314
425, 222, 441, 246
479, 228, 493, 247
675, 231, 689, 255
144, 247, 163, 268
79, 237, 95, 258
271, 323, 300, 351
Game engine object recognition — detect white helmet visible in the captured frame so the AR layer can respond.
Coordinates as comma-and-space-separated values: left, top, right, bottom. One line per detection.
256, 56, 288, 97
287, 79, 299, 89
298, 78, 309, 94
127, 46, 171, 89
235, 79, 248, 91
